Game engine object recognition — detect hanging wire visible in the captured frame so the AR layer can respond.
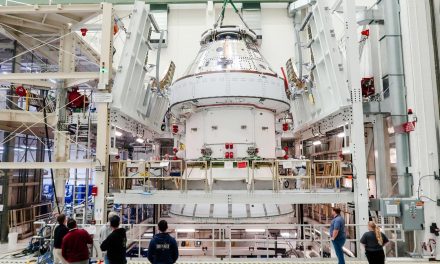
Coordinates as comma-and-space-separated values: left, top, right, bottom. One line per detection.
0, 22, 100, 67
0, 93, 93, 155
213, 0, 251, 30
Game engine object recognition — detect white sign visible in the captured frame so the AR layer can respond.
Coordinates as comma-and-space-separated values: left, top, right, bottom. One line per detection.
386, 204, 398, 215
0, 205, 4, 212
93, 93, 113, 103
224, 161, 234, 169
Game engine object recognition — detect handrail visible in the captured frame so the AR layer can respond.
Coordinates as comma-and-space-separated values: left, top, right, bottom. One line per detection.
34, 222, 404, 260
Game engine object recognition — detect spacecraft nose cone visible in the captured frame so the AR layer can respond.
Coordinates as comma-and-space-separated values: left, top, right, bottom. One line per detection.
181, 26, 276, 78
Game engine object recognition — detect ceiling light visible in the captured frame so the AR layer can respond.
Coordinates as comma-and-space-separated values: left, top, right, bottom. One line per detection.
115, 131, 123, 137
337, 132, 345, 138
342, 147, 351, 154
142, 233, 153, 238
175, 228, 195, 233
245, 229, 265, 233
136, 138, 145, 143
312, 140, 321, 146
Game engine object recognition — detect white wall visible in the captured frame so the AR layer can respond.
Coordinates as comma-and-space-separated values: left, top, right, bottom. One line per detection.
147, 4, 295, 79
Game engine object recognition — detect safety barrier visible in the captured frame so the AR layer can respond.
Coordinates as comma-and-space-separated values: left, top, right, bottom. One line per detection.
8, 203, 52, 238
275, 159, 312, 192
109, 159, 345, 194
109, 160, 183, 192
313, 160, 342, 191
20, 222, 404, 262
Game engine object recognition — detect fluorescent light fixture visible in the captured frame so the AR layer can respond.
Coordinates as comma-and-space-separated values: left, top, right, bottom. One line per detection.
115, 131, 123, 137
142, 233, 153, 238
337, 132, 345, 138
245, 228, 265, 233
176, 228, 195, 233
136, 138, 145, 143
280, 232, 290, 238
312, 140, 321, 146
14, 148, 24, 151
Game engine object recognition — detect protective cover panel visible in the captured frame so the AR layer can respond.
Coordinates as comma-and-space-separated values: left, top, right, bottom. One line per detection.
112, 1, 168, 132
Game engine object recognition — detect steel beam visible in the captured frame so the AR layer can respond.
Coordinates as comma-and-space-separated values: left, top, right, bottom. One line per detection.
343, 0, 369, 257
0, 72, 99, 81
0, 0, 290, 6
0, 161, 94, 169
0, 4, 102, 14
7, 79, 55, 88
0, 110, 57, 126
113, 190, 355, 205
0, 15, 61, 33
94, 2, 114, 224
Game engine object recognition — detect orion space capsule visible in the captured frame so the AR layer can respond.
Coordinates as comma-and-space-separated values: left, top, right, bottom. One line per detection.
169, 26, 290, 161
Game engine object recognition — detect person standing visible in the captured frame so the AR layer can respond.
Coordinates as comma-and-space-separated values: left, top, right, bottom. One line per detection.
360, 221, 389, 264
147, 220, 179, 264
53, 214, 68, 264
330, 207, 346, 264
61, 219, 93, 264
100, 215, 127, 264
99, 211, 118, 264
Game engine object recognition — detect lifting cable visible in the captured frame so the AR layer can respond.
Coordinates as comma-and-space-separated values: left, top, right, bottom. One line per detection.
213, 0, 251, 30
42, 90, 61, 214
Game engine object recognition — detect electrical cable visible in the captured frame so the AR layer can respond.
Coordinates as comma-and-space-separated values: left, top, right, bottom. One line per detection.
42, 90, 60, 214
416, 174, 437, 202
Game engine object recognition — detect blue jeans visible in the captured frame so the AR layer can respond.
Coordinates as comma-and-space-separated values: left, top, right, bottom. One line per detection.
332, 238, 346, 264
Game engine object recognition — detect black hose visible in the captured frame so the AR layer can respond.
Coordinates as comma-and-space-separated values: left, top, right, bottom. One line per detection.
42, 91, 61, 214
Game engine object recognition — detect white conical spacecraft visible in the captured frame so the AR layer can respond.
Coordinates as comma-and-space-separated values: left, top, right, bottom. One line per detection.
169, 26, 290, 161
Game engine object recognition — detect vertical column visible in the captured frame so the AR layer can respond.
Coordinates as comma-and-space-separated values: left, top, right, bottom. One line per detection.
373, 115, 392, 198
381, 0, 412, 197
400, 0, 440, 259
94, 2, 114, 224
343, 0, 369, 256
53, 28, 75, 212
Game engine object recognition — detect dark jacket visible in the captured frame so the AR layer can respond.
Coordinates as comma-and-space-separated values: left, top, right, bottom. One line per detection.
100, 228, 127, 264
61, 228, 93, 262
147, 233, 179, 264
53, 224, 69, 249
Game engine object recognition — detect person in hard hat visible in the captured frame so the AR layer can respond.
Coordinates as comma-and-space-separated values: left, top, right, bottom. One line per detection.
147, 220, 179, 264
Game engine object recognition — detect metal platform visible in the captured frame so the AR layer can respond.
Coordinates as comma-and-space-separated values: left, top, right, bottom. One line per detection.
112, 190, 354, 204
